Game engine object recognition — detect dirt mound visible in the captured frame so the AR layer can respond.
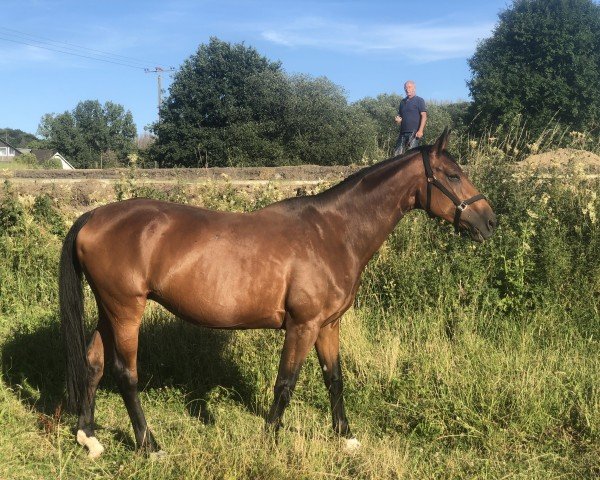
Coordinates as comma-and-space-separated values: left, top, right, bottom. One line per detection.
518, 148, 600, 173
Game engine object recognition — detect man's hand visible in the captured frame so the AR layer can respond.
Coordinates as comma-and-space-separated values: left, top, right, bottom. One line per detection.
394, 115, 402, 124
415, 130, 424, 139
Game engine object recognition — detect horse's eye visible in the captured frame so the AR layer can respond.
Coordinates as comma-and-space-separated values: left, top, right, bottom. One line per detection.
447, 174, 460, 183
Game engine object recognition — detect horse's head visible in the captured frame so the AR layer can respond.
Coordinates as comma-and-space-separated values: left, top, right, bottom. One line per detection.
416, 128, 497, 242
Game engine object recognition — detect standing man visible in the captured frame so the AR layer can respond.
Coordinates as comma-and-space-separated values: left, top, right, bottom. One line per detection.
394, 80, 427, 155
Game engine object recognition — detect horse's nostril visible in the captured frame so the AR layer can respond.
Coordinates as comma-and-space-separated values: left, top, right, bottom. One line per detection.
488, 217, 497, 231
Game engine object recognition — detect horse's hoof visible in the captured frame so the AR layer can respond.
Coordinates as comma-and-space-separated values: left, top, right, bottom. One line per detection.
342, 437, 361, 453
76, 430, 105, 459
76, 429, 87, 446
149, 450, 167, 461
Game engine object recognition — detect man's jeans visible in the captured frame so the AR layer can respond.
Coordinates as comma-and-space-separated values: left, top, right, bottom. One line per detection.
394, 132, 419, 156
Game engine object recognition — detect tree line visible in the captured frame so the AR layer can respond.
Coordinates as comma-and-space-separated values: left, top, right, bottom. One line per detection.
16, 0, 600, 168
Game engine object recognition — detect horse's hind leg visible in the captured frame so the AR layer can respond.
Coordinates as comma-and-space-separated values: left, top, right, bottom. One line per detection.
75, 315, 110, 459
107, 299, 161, 454
314, 320, 360, 452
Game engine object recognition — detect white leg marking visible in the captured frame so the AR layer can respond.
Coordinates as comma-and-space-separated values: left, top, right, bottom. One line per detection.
76, 429, 87, 446
343, 437, 361, 453
76, 429, 105, 459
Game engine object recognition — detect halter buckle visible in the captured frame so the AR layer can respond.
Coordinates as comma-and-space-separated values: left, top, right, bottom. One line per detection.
457, 201, 468, 212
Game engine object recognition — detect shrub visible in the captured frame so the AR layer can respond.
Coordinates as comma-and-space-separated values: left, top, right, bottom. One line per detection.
32, 194, 66, 236
42, 157, 63, 169
0, 181, 24, 234
14, 152, 39, 168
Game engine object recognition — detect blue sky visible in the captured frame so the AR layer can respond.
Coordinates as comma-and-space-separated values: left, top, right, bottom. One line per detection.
1, 0, 511, 136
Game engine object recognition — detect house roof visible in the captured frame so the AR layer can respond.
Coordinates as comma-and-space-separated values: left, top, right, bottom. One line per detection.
30, 149, 75, 169
0, 138, 21, 150
31, 149, 59, 163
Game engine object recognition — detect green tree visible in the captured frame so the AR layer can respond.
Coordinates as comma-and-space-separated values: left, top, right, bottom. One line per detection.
151, 37, 378, 167
37, 100, 136, 168
151, 38, 284, 167
0, 128, 36, 147
353, 94, 401, 156
468, 0, 600, 135
283, 75, 377, 165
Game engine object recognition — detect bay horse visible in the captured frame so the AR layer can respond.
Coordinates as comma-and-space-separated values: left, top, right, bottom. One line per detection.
59, 129, 496, 458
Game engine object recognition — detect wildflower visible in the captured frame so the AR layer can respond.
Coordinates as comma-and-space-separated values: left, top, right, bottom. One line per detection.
584, 194, 597, 224
573, 163, 585, 177
469, 140, 478, 149
527, 143, 540, 154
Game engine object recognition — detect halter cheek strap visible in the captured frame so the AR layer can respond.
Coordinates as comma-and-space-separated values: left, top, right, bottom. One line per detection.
421, 148, 486, 233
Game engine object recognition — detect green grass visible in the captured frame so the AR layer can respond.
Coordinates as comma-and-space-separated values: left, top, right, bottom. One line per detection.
0, 161, 33, 170
1, 307, 598, 479
0, 153, 599, 478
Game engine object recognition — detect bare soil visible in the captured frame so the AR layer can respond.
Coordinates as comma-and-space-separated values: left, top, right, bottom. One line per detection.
518, 148, 600, 173
2, 148, 598, 207
0, 165, 361, 207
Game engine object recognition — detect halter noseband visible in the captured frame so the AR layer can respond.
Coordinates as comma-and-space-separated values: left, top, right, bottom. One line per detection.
421, 147, 486, 233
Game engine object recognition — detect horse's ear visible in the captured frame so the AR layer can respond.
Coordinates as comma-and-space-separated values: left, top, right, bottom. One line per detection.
433, 127, 451, 154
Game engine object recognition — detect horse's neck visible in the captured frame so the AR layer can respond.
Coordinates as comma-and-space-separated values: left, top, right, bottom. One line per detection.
322, 154, 421, 268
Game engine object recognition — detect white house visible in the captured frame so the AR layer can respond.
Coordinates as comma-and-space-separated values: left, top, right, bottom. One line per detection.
0, 138, 74, 169
0, 138, 20, 160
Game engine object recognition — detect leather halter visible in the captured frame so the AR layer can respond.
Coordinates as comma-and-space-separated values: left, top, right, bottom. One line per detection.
421, 147, 486, 233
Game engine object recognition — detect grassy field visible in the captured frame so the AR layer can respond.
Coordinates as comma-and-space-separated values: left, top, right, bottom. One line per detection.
0, 147, 599, 479
0, 161, 32, 170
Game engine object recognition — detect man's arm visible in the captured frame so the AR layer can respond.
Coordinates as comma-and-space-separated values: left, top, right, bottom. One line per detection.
416, 112, 427, 138
395, 100, 404, 125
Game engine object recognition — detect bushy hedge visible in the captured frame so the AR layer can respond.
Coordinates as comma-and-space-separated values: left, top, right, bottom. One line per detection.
1, 153, 598, 335
359, 151, 600, 340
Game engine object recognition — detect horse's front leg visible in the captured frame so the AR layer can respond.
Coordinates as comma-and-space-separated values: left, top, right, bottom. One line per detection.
266, 321, 320, 433
314, 320, 360, 452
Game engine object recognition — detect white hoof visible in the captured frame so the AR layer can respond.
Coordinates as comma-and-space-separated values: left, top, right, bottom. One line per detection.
343, 437, 361, 453
150, 450, 167, 461
76, 429, 105, 459
76, 429, 88, 446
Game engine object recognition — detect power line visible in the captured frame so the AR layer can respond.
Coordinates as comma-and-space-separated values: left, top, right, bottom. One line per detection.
0, 26, 164, 67
1, 27, 177, 131
0, 34, 150, 70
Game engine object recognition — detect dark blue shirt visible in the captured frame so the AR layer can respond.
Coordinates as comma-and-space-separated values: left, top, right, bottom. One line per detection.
398, 96, 427, 133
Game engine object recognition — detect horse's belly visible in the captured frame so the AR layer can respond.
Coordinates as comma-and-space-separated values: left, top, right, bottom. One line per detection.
153, 282, 286, 330
150, 245, 291, 329
167, 302, 285, 329
187, 310, 285, 329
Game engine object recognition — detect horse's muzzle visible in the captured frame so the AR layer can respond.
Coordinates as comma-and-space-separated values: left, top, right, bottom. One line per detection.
464, 210, 497, 242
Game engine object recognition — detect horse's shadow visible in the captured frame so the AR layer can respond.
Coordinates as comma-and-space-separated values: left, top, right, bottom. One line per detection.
1, 313, 260, 444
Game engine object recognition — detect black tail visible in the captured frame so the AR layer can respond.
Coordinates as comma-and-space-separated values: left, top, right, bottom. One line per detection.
59, 210, 93, 413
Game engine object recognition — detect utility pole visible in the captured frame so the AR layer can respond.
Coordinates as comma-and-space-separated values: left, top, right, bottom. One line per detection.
144, 66, 175, 113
